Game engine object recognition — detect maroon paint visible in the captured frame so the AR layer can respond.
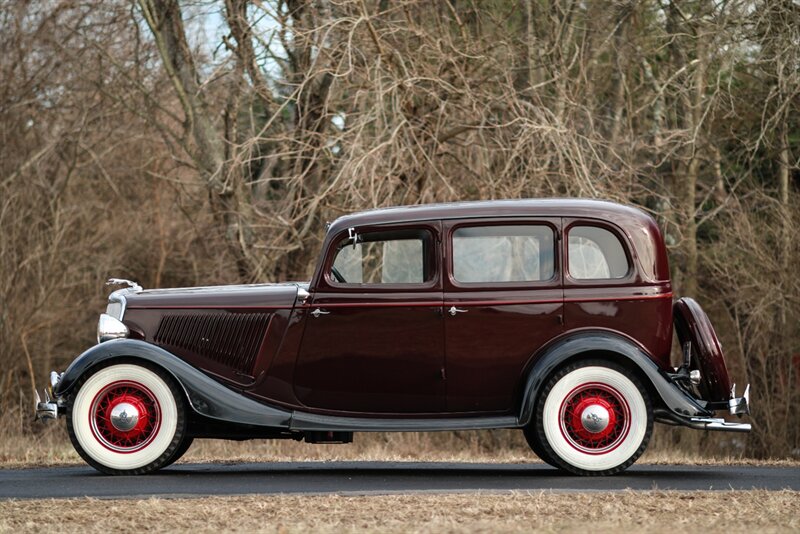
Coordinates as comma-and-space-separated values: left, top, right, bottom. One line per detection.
289, 221, 445, 414
125, 284, 298, 309
561, 217, 673, 370
293, 293, 446, 413
119, 199, 687, 417
441, 217, 564, 413
673, 297, 732, 402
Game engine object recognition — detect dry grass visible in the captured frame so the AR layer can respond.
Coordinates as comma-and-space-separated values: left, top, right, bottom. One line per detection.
4, 420, 798, 469
1, 491, 798, 533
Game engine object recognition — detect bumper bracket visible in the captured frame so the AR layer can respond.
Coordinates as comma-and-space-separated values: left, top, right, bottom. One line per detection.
34, 371, 62, 421
728, 383, 750, 416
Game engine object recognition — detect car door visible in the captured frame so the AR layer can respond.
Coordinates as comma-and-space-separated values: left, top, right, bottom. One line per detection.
294, 221, 445, 414
443, 218, 564, 414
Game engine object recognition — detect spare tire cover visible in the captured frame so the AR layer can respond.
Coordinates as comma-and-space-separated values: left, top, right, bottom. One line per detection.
673, 297, 732, 402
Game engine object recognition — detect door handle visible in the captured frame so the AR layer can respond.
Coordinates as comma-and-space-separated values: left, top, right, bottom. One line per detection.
311, 308, 331, 318
448, 306, 468, 316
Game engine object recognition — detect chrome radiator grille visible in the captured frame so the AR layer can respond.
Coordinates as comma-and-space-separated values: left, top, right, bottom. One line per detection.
154, 313, 271, 376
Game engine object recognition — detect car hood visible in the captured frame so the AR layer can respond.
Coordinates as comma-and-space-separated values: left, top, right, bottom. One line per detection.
122, 282, 309, 309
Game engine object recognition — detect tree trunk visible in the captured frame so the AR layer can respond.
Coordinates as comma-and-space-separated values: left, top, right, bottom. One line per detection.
778, 119, 790, 310
682, 23, 707, 300
137, 0, 256, 280
524, 0, 543, 89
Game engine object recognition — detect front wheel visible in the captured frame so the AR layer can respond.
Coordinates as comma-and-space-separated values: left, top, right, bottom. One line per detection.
532, 360, 653, 476
66, 363, 187, 475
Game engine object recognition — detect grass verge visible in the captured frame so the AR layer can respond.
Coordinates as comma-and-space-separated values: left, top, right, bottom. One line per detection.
4, 407, 795, 468
5, 423, 798, 468
1, 491, 798, 533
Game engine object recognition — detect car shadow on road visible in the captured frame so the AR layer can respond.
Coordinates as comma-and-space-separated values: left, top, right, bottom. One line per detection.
153, 461, 720, 480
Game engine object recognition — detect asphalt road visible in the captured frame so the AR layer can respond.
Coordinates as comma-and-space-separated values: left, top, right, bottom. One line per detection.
1, 462, 797, 499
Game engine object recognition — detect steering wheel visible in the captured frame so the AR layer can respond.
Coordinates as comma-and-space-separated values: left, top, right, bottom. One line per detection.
331, 266, 347, 283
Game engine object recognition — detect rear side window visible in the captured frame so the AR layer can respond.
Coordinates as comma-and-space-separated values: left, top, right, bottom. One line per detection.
568, 226, 629, 280
452, 225, 555, 283
331, 229, 432, 285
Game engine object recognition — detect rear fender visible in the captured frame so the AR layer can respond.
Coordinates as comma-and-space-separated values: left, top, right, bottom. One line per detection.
517, 331, 712, 425
673, 297, 733, 402
54, 339, 291, 428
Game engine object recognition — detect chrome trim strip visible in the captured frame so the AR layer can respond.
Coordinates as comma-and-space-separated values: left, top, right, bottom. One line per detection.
107, 288, 134, 320
126, 295, 667, 310
105, 279, 143, 321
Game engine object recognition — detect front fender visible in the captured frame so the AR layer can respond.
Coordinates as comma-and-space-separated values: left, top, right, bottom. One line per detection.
54, 339, 291, 428
517, 331, 712, 426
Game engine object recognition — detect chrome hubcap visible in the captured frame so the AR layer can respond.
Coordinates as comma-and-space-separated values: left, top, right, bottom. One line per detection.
110, 402, 140, 432
580, 404, 610, 433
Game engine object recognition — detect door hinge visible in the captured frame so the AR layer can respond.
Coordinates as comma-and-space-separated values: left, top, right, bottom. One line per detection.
440, 367, 447, 380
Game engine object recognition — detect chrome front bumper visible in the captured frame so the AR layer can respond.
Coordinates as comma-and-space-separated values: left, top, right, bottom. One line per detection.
34, 371, 63, 421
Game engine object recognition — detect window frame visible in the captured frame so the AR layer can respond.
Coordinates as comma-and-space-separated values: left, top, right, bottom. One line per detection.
445, 219, 560, 290
563, 220, 635, 286
321, 223, 441, 291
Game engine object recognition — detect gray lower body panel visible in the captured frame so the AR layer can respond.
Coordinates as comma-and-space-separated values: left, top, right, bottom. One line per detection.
288, 413, 520, 432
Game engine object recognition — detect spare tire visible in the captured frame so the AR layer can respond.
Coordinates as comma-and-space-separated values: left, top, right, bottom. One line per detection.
673, 297, 732, 402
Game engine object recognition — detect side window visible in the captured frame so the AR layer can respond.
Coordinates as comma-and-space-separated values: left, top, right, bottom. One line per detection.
568, 226, 629, 280
452, 225, 555, 283
330, 229, 432, 285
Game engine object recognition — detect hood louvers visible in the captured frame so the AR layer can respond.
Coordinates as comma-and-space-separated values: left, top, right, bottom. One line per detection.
154, 313, 271, 376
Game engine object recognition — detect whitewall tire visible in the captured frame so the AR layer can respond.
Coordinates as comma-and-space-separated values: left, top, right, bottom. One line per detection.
66, 363, 187, 475
533, 360, 652, 475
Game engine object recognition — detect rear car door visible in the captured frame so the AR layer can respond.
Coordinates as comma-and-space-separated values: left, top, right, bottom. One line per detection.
443, 218, 564, 413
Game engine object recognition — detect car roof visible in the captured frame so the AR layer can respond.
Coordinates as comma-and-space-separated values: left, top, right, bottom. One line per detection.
328, 198, 655, 234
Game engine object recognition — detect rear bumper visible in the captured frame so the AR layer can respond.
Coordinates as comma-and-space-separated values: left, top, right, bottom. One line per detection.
656, 382, 751, 433
683, 416, 751, 433
727, 383, 750, 416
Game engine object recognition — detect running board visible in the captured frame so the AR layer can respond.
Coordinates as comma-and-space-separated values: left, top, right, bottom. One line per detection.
289, 412, 520, 432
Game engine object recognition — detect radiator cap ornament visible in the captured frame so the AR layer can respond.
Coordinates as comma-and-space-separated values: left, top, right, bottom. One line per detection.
106, 278, 143, 292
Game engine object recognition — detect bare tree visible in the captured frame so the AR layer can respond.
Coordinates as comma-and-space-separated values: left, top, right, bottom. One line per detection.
1, 0, 797, 458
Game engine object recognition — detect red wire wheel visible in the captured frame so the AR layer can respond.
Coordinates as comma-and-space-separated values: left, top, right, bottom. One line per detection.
559, 383, 630, 454
67, 363, 188, 475
532, 360, 653, 475
89, 380, 161, 453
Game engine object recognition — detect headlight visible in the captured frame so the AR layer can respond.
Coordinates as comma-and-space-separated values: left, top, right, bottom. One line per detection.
97, 313, 129, 343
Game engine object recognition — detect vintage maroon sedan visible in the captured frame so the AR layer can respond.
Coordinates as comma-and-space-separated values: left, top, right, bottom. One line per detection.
35, 199, 750, 475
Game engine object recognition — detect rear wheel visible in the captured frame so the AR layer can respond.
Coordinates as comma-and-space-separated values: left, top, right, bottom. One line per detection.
533, 360, 652, 476
66, 363, 187, 475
